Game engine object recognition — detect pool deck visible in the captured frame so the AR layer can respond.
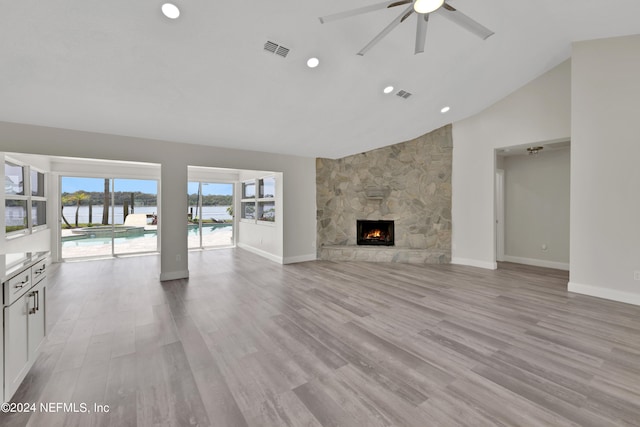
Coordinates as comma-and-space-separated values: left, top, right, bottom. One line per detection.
60, 225, 158, 238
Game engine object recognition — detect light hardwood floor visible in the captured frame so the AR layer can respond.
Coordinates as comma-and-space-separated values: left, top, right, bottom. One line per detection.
2, 249, 639, 426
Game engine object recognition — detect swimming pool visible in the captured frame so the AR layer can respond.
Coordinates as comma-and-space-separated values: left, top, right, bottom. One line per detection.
61, 223, 232, 249
62, 232, 158, 247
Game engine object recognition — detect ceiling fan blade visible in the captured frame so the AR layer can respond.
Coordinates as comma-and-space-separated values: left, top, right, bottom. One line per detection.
388, 1, 412, 8
357, 5, 414, 56
435, 3, 494, 40
400, 9, 414, 23
415, 14, 429, 54
319, 0, 409, 24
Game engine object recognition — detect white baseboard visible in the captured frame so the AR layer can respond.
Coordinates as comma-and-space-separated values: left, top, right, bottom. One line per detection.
568, 282, 640, 306
237, 243, 283, 264
283, 253, 317, 264
503, 255, 569, 271
159, 269, 189, 281
451, 257, 497, 270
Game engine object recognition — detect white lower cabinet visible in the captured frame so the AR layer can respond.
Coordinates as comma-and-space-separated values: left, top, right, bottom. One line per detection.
2, 256, 47, 403
4, 296, 29, 400
27, 279, 46, 360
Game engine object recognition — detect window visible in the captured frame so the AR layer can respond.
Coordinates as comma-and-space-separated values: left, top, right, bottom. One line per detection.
242, 181, 255, 199
5, 162, 24, 195
259, 177, 275, 198
241, 201, 256, 219
5, 200, 27, 233
4, 160, 47, 236
31, 169, 45, 197
257, 177, 276, 223
31, 200, 47, 227
241, 176, 276, 223
257, 201, 275, 222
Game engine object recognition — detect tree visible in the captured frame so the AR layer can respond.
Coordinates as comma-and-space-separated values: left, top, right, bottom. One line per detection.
102, 179, 110, 225
73, 192, 90, 227
60, 195, 73, 229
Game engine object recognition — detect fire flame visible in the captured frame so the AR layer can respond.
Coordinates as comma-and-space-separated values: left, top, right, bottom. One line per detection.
365, 229, 383, 239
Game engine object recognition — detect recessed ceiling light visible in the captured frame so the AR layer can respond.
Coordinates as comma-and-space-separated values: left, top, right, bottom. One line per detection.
440, 106, 450, 113
307, 57, 319, 68
383, 86, 394, 94
162, 3, 180, 19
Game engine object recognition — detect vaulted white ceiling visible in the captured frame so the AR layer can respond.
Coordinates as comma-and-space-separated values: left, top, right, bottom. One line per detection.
1, 1, 639, 158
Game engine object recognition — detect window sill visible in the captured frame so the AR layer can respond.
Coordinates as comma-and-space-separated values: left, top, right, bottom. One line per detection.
5, 230, 28, 240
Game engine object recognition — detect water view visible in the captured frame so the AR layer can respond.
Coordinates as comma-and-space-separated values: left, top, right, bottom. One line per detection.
60, 205, 231, 225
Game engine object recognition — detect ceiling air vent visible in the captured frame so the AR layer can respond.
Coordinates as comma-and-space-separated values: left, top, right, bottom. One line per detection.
264, 41, 278, 53
264, 41, 290, 58
396, 90, 412, 99
275, 46, 290, 57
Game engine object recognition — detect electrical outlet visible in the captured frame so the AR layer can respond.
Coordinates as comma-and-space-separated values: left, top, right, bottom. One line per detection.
634, 271, 640, 281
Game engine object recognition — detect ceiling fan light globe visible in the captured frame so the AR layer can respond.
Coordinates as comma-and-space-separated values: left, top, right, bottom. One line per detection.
413, 0, 444, 14
162, 3, 180, 19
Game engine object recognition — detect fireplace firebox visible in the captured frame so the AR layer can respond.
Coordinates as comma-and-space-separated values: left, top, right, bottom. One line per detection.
357, 220, 394, 246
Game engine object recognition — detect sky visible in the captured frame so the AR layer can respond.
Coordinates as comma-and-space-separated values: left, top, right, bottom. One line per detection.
187, 182, 233, 196
62, 177, 233, 195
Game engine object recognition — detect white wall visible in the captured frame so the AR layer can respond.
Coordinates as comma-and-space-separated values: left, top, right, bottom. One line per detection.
188, 166, 239, 184
0, 122, 317, 280
503, 148, 570, 270
452, 60, 571, 269
569, 35, 640, 305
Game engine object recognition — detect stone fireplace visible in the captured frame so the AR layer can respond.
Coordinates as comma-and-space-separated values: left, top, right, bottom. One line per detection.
357, 220, 394, 246
316, 125, 452, 264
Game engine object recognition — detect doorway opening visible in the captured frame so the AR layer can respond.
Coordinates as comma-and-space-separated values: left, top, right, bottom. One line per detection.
494, 140, 570, 271
187, 181, 234, 249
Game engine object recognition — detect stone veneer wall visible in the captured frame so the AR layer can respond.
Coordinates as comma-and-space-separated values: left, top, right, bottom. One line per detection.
316, 125, 452, 263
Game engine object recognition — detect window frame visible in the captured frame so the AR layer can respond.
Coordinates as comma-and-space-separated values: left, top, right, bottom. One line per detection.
4, 158, 48, 238
240, 176, 276, 225
29, 165, 48, 232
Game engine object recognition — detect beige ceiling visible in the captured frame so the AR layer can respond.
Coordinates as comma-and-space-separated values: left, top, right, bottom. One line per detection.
1, 1, 639, 159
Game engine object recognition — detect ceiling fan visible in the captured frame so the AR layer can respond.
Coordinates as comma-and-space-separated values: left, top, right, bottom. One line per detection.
319, 0, 494, 56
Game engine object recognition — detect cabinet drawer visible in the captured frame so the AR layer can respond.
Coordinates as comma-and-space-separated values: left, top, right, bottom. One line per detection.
5, 272, 31, 306
31, 261, 47, 284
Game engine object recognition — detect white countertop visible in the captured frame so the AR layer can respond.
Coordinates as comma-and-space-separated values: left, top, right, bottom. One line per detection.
1, 252, 49, 283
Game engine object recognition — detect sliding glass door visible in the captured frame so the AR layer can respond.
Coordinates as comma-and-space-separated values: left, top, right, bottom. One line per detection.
188, 181, 233, 249
113, 179, 158, 255
61, 177, 114, 259
60, 176, 158, 259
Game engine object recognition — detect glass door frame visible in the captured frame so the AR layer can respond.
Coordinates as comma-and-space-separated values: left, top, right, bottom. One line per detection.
188, 180, 235, 250
58, 173, 160, 260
